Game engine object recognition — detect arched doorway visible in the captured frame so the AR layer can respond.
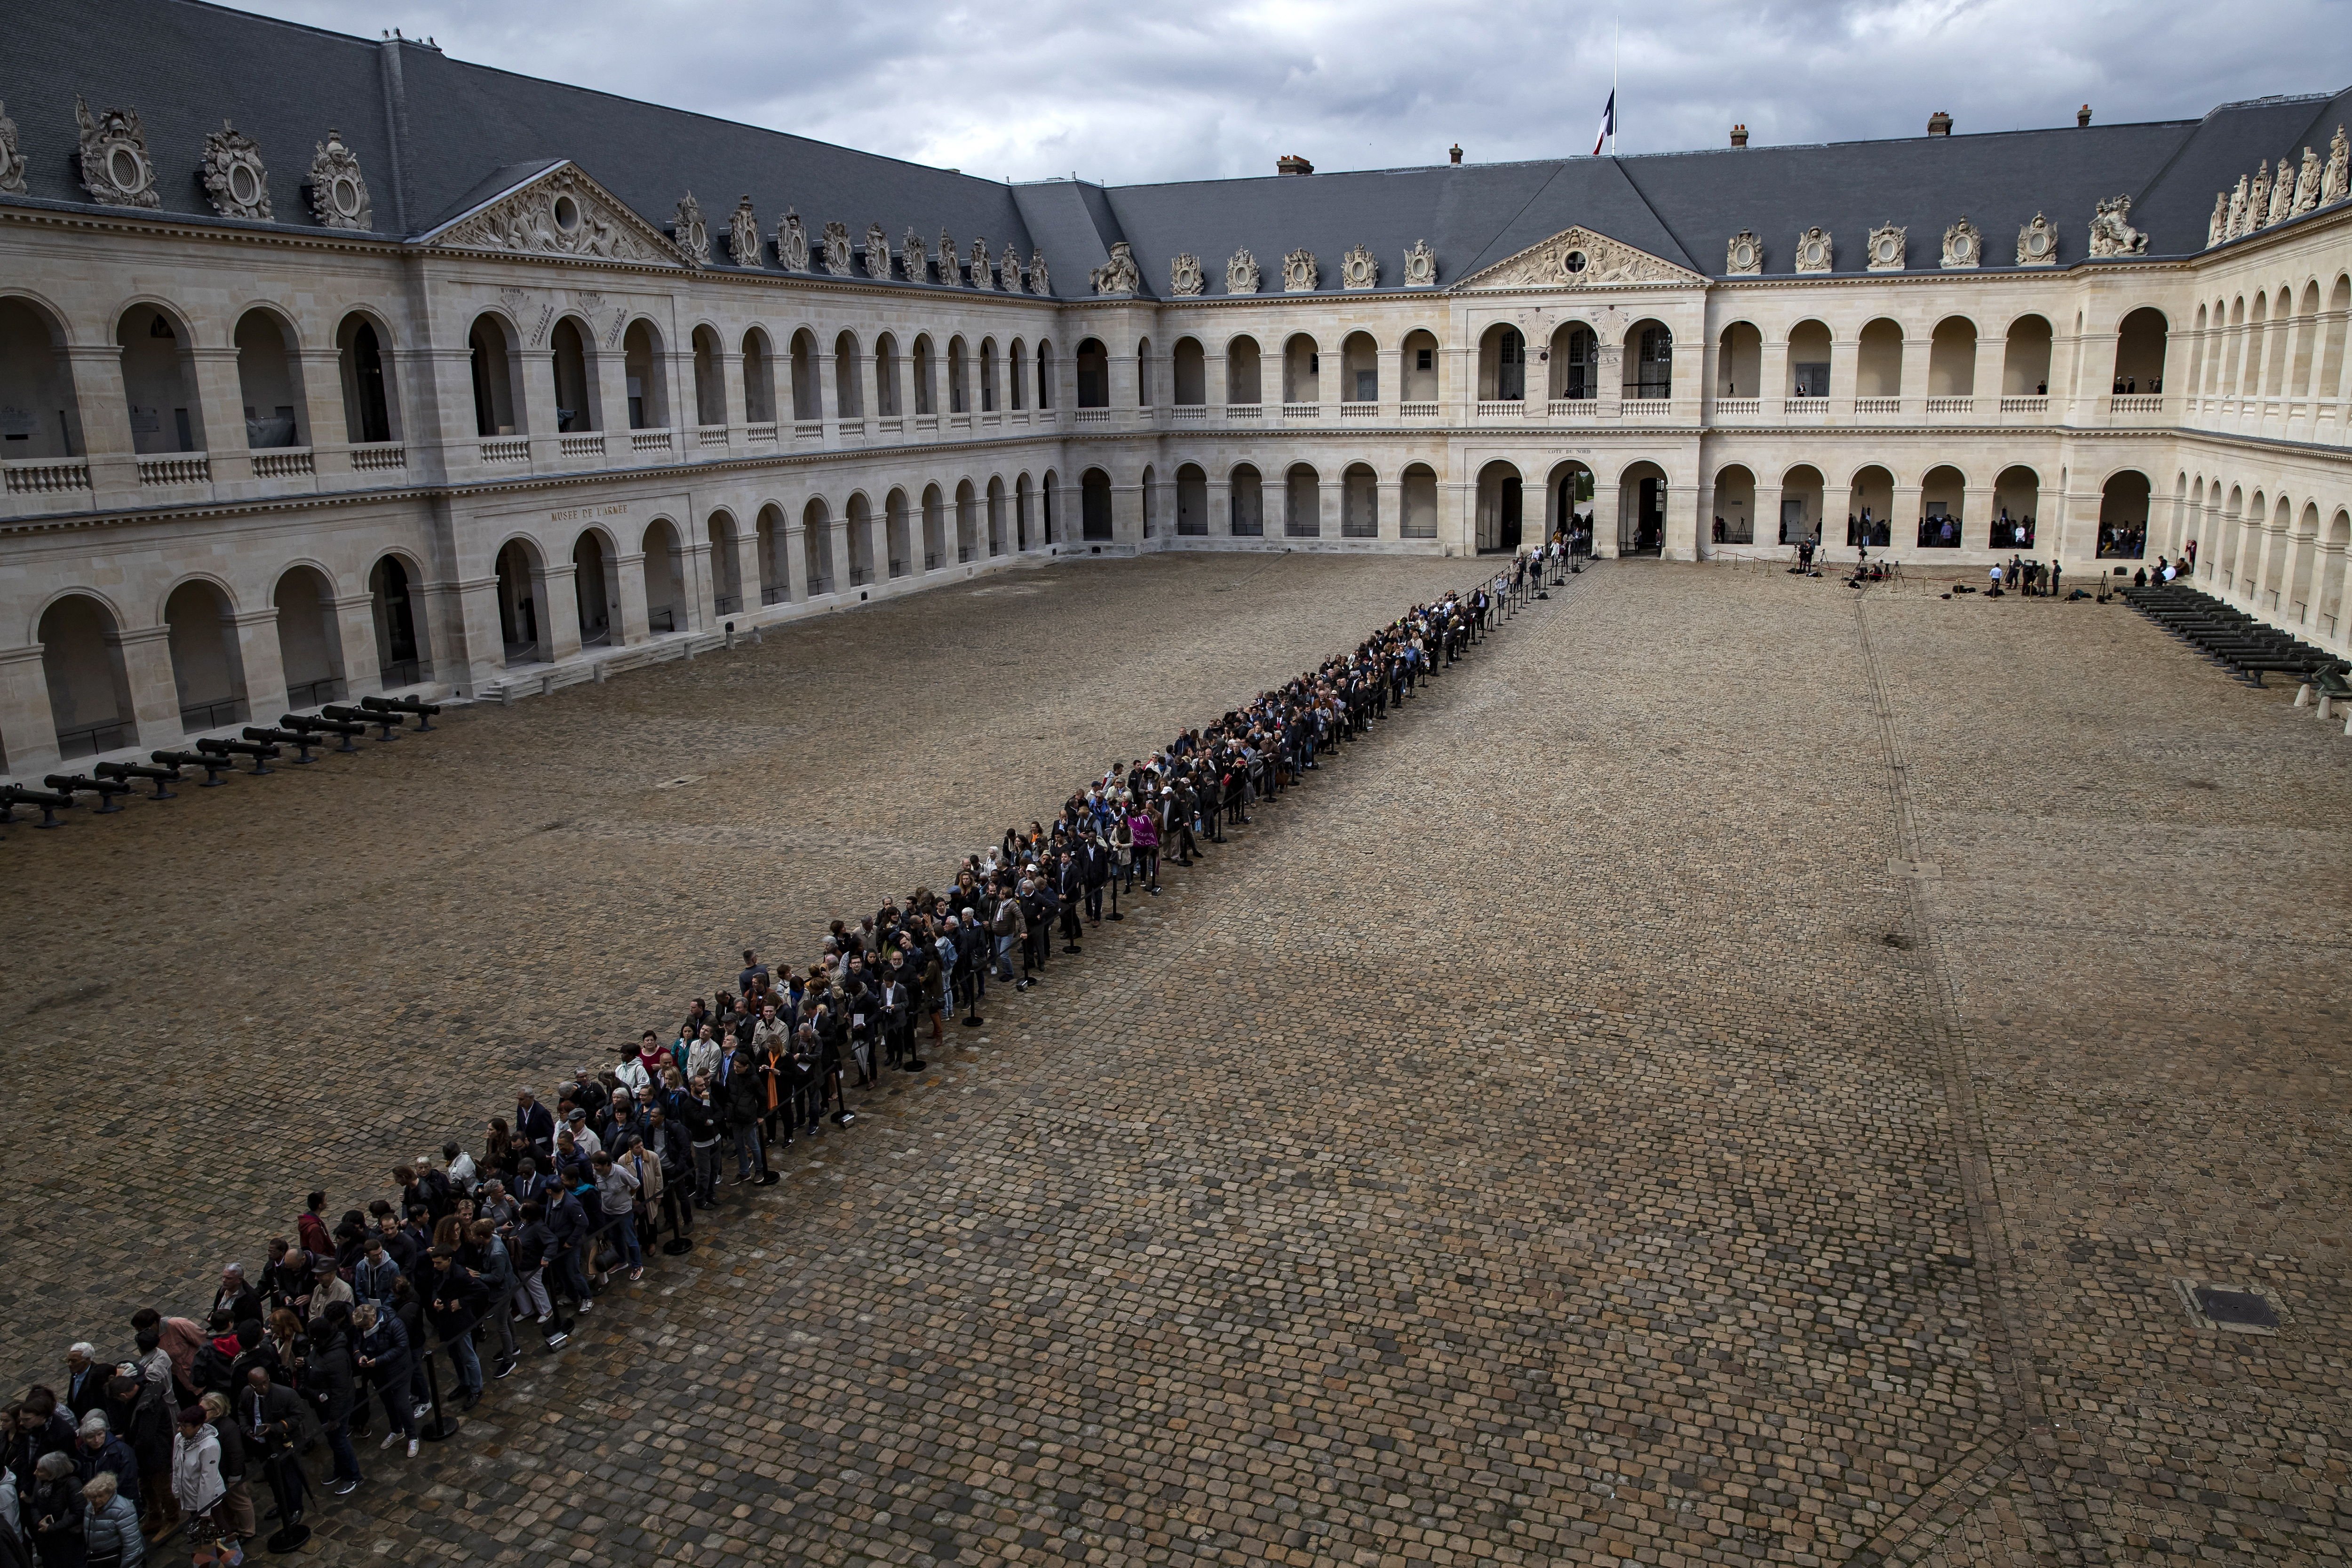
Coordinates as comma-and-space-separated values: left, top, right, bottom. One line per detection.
1081, 468, 1114, 541
336, 312, 398, 444
1475, 461, 1522, 552
1401, 465, 1439, 540
1917, 466, 1964, 549
885, 488, 912, 577
1177, 464, 1208, 535
642, 518, 686, 628
846, 495, 876, 584
118, 304, 204, 453
1991, 467, 2039, 549
953, 481, 977, 564
273, 565, 344, 707
1341, 463, 1377, 537
0, 297, 84, 458
756, 505, 789, 604
2098, 471, 2151, 558
2113, 309, 2168, 395
1618, 462, 1668, 555
493, 539, 545, 662
573, 532, 616, 645
233, 309, 306, 449
1013, 475, 1032, 550
985, 478, 1006, 557
1075, 340, 1109, 408
707, 510, 742, 612
1548, 461, 1596, 552
1711, 465, 1755, 547
164, 579, 247, 730
369, 556, 429, 685
1847, 467, 1893, 547
803, 499, 834, 595
1779, 465, 1824, 546
1284, 464, 1320, 539
38, 594, 135, 759
922, 484, 948, 568
1229, 465, 1263, 536
1477, 325, 1526, 402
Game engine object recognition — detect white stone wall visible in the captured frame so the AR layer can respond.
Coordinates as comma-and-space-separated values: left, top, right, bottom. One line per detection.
3, 199, 2349, 778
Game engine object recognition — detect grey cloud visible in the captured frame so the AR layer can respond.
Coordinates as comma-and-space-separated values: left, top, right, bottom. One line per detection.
240, 0, 2351, 183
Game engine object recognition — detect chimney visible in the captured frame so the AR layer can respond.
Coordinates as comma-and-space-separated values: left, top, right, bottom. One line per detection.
1730, 124, 1748, 148
2077, 104, 2092, 127
1277, 153, 1314, 176
1449, 143, 1463, 165
1927, 111, 1952, 137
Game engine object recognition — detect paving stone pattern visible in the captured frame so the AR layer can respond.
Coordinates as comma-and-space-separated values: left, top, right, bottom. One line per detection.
1, 556, 2345, 1568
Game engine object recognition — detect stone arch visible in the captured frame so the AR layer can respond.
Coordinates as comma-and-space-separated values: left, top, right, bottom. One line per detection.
738, 324, 775, 424
872, 333, 904, 417
1617, 461, 1670, 554
1623, 318, 1673, 399
1081, 467, 1115, 541
1779, 464, 1826, 544
2113, 307, 2168, 395
0, 294, 85, 459
2289, 280, 2322, 397
802, 496, 836, 593
706, 507, 743, 613
947, 334, 970, 414
2000, 313, 2052, 397
334, 308, 401, 444
1281, 333, 1320, 405
954, 479, 978, 562
922, 482, 949, 567
1475, 458, 1523, 552
1176, 462, 1208, 535
2285, 501, 2322, 621
1224, 334, 1261, 405
1989, 465, 2039, 549
884, 487, 912, 577
572, 526, 619, 645
787, 327, 820, 421
272, 561, 345, 706
1341, 461, 1378, 537
1714, 321, 1760, 398
1173, 336, 1207, 405
163, 575, 249, 728
1917, 465, 1965, 549
1928, 316, 1977, 396
985, 475, 1007, 555
37, 591, 136, 759
368, 552, 432, 685
640, 517, 686, 630
834, 330, 864, 417
846, 492, 878, 581
1283, 461, 1321, 538
2313, 507, 2350, 638
1477, 323, 1526, 402
1855, 318, 1903, 398
753, 502, 789, 604
1228, 462, 1263, 536
1401, 462, 1440, 540
2318, 275, 2351, 404
1074, 338, 1109, 409
1035, 339, 1054, 411
1014, 471, 1034, 549
1400, 327, 1441, 403
117, 300, 207, 452
2097, 470, 2152, 559
1846, 464, 1894, 547
1007, 337, 1027, 411
623, 318, 670, 428
1337, 331, 1378, 405
911, 333, 938, 416
978, 336, 1001, 412
546, 313, 597, 432
1711, 463, 1756, 546
492, 535, 548, 663
232, 304, 310, 450
1041, 469, 1060, 543
1545, 459, 1597, 549
1788, 318, 1833, 398
686, 323, 724, 426
1136, 337, 1153, 408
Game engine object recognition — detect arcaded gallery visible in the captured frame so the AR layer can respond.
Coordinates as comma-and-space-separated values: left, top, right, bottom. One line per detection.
2, 0, 2350, 775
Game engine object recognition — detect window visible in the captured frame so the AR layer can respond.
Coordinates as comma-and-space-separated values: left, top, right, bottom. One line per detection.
1563, 326, 1595, 400
1416, 347, 1432, 371
1635, 326, 1671, 398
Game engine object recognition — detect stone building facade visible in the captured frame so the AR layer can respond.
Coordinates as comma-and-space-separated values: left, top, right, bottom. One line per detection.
3, 1, 2350, 777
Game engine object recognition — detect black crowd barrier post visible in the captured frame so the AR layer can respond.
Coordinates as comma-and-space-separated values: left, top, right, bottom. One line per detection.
962, 971, 985, 1027
416, 1346, 461, 1444
264, 1450, 311, 1555
95, 758, 180, 798
45, 772, 131, 813
662, 1191, 695, 1256
152, 748, 233, 787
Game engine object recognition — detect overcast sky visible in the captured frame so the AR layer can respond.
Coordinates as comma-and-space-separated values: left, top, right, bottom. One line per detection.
238, 0, 2352, 185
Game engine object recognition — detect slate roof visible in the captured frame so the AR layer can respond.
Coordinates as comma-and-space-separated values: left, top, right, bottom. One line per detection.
6, 0, 2347, 296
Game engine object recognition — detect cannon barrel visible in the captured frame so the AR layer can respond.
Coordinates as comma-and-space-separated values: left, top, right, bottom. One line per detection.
325, 703, 401, 741
44, 772, 132, 813
151, 748, 233, 786
96, 759, 181, 799
0, 782, 75, 827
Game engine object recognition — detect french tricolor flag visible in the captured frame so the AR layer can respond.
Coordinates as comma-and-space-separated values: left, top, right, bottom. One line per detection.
1591, 89, 1615, 156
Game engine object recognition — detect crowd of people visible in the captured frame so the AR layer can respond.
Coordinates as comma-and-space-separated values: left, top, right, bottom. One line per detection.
0, 545, 1575, 1568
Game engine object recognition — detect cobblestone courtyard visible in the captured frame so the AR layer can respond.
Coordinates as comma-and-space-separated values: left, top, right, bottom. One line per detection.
3, 554, 2346, 1568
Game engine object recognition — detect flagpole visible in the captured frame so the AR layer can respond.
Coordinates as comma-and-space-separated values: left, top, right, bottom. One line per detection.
1611, 24, 1619, 156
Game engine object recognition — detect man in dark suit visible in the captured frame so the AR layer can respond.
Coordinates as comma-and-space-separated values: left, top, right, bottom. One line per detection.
62, 1345, 108, 1420
514, 1089, 556, 1159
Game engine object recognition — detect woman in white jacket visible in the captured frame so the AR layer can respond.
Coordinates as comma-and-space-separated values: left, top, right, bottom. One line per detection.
169, 1408, 233, 1566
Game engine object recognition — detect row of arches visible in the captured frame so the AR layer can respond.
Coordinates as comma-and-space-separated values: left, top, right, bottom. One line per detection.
2184, 474, 2351, 638
2186, 271, 2352, 403
34, 556, 427, 763
1, 297, 397, 460
471, 318, 1060, 439
1708, 311, 2154, 400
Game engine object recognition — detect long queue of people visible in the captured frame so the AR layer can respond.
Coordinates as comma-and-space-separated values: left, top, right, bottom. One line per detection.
1, 545, 1574, 1568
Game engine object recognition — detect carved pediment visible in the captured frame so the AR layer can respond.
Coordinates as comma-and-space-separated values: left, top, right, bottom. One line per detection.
421, 163, 683, 266
1454, 226, 1702, 290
